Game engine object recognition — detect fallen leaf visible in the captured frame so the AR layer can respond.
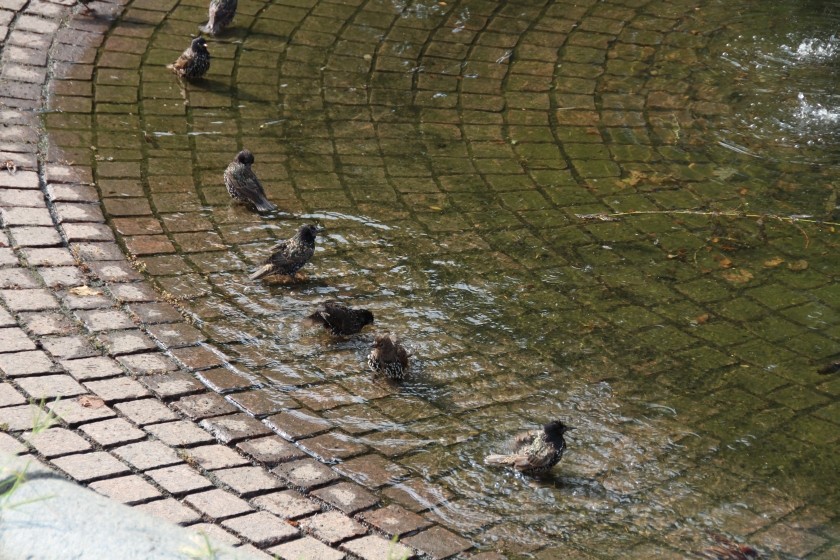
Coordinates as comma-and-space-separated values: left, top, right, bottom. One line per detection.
717, 257, 733, 269
79, 395, 105, 408
722, 269, 753, 284
763, 257, 784, 268
788, 259, 809, 271
69, 285, 102, 297
694, 313, 710, 325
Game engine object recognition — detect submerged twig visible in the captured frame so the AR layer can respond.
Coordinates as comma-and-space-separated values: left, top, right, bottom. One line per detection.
577, 209, 838, 226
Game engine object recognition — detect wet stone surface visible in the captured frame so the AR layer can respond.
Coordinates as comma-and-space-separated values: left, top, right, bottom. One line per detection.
0, 0, 838, 558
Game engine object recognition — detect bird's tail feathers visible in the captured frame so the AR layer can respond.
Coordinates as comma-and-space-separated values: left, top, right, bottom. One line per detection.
484, 454, 516, 466
254, 198, 278, 212
249, 264, 274, 280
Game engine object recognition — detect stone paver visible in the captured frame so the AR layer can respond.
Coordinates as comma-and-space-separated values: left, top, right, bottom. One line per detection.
341, 535, 414, 560
79, 417, 146, 447
269, 536, 346, 560
23, 427, 92, 457
51, 451, 130, 482
146, 464, 214, 495
212, 465, 283, 497
134, 498, 201, 525
252, 490, 321, 520
89, 474, 162, 505
298, 510, 366, 545
221, 511, 299, 547
183, 488, 252, 520
113, 440, 182, 471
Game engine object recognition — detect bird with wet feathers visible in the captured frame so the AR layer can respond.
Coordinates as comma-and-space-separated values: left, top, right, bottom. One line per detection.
200, 0, 237, 35
167, 37, 210, 80
485, 420, 571, 475
224, 149, 277, 212
304, 301, 374, 336
367, 333, 409, 379
249, 224, 320, 281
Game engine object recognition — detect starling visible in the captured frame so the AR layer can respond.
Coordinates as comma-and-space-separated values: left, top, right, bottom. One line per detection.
367, 333, 409, 379
224, 149, 277, 212
167, 37, 211, 80
304, 301, 374, 336
200, 0, 237, 35
249, 224, 319, 280
485, 420, 571, 475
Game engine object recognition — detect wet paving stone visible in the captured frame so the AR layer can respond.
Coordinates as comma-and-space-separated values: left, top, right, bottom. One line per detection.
138, 370, 205, 399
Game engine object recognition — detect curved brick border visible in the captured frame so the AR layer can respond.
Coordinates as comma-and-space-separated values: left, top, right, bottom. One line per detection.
0, 1, 481, 559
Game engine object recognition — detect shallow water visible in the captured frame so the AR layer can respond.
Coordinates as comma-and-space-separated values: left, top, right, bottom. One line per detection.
50, 0, 840, 556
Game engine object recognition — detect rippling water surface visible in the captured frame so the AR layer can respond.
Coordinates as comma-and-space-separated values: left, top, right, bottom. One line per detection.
55, 0, 840, 556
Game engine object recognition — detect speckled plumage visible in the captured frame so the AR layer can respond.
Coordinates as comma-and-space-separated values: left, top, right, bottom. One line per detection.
224, 149, 277, 212
367, 333, 409, 379
167, 37, 210, 80
200, 0, 237, 35
249, 224, 319, 280
485, 420, 570, 475
304, 301, 374, 336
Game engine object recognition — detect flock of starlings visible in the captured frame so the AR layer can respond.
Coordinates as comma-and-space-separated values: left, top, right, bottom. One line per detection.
158, 0, 570, 474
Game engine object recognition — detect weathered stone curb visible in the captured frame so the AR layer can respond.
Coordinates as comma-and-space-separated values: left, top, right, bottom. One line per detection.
0, 452, 253, 560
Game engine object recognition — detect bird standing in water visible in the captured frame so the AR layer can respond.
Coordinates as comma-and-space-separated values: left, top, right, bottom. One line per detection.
249, 224, 319, 281
224, 149, 277, 212
167, 37, 211, 80
485, 420, 571, 475
200, 0, 237, 35
304, 301, 374, 336
367, 333, 409, 379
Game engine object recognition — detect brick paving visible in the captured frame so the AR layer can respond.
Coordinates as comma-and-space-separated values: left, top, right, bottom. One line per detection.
0, 0, 839, 558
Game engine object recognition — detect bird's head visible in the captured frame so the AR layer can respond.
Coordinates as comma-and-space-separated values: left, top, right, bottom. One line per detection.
236, 149, 255, 165
360, 310, 375, 326
372, 333, 394, 349
191, 37, 208, 53
544, 420, 572, 439
297, 224, 321, 244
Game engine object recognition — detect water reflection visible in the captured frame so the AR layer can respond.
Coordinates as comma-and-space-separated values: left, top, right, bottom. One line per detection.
67, 0, 840, 555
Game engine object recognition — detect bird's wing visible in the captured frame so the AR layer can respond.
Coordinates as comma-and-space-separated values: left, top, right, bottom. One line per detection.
240, 169, 264, 195
511, 431, 538, 452
513, 444, 555, 472
269, 238, 290, 252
